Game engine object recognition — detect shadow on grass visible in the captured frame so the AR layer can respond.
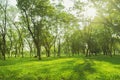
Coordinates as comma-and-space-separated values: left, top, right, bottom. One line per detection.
0, 57, 39, 66
72, 59, 96, 80
0, 55, 82, 66
0, 68, 21, 80
59, 59, 96, 80
40, 56, 75, 61
86, 55, 120, 65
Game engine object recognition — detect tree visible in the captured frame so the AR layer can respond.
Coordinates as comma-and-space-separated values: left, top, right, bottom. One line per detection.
0, 0, 8, 60
17, 0, 58, 60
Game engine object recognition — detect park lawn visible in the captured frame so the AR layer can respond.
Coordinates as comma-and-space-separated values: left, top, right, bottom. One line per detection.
0, 55, 120, 80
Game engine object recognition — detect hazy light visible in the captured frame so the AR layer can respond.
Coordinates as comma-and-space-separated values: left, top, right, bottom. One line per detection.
85, 8, 97, 19
63, 0, 74, 10
8, 0, 17, 6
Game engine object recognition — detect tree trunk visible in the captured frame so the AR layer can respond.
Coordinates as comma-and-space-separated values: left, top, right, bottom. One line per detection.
15, 45, 17, 58
47, 49, 50, 57
2, 34, 6, 60
30, 46, 33, 57
1, 0, 8, 60
57, 38, 61, 57
54, 41, 56, 57
36, 45, 41, 60
21, 44, 24, 58
113, 49, 116, 56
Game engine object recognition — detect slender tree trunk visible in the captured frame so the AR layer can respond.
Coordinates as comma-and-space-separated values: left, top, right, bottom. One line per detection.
30, 46, 32, 57
54, 41, 56, 57
21, 44, 24, 58
2, 34, 6, 60
86, 49, 89, 57
15, 45, 17, 58
57, 38, 61, 57
8, 34, 13, 58
113, 49, 116, 56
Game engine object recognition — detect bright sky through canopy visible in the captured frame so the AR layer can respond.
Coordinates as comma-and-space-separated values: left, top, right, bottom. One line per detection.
63, 0, 73, 9
8, 0, 97, 20
85, 8, 97, 19
63, 0, 97, 19
9, 0, 16, 6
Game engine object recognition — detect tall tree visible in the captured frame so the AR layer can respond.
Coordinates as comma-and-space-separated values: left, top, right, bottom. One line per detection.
0, 0, 8, 60
17, 0, 56, 60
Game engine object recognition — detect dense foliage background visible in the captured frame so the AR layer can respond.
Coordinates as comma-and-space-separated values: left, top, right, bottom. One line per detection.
0, 0, 120, 60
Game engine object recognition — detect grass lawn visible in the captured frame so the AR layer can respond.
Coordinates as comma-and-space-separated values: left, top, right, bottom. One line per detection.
0, 55, 120, 80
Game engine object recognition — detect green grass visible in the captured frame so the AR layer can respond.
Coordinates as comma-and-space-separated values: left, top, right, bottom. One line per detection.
0, 55, 120, 80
